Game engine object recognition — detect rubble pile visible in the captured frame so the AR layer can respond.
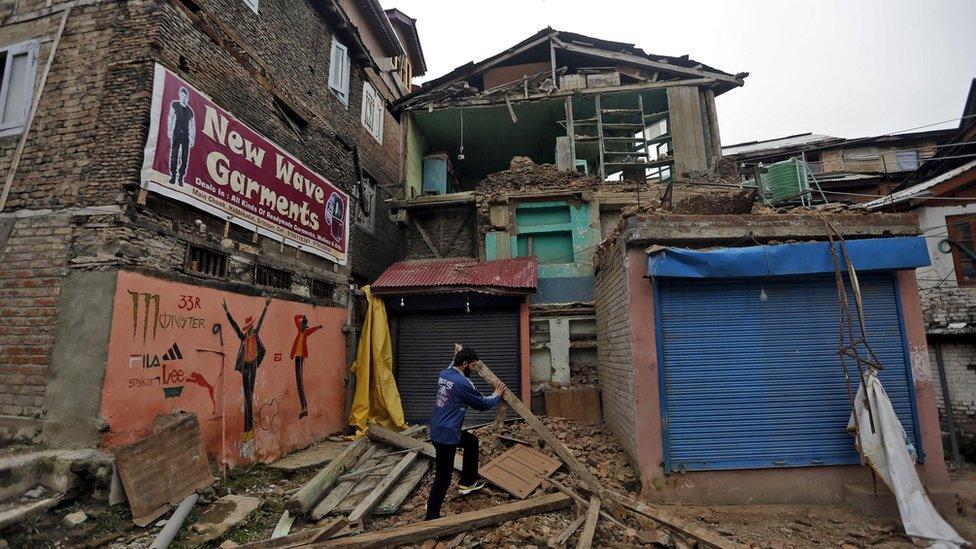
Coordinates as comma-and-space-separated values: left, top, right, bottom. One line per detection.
672, 186, 757, 215
478, 156, 607, 194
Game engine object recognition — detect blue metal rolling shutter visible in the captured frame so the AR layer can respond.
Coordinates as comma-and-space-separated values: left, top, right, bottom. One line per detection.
657, 273, 919, 472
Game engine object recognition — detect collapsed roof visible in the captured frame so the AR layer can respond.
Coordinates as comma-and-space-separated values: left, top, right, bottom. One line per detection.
393, 27, 747, 112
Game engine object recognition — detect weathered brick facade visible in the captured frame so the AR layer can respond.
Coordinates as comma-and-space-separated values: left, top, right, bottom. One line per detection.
593, 239, 637, 462
0, 0, 407, 436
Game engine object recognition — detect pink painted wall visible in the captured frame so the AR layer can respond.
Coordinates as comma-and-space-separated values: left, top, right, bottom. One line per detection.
625, 257, 951, 503
100, 271, 347, 466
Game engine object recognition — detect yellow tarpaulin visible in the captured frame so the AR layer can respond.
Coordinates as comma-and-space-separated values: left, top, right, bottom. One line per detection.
347, 285, 407, 437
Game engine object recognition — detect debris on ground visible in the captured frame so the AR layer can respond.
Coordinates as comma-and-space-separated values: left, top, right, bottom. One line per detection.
62, 509, 87, 527
186, 494, 262, 545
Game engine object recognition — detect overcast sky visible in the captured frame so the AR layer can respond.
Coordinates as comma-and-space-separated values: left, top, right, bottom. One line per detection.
387, 0, 976, 146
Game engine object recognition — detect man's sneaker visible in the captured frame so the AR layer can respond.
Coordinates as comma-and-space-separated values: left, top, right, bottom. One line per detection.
458, 480, 486, 495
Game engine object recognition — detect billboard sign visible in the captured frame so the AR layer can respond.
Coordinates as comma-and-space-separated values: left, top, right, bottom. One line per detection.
140, 64, 349, 264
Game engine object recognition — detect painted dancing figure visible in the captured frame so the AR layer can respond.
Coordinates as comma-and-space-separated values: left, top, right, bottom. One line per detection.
223, 296, 271, 442
290, 314, 322, 418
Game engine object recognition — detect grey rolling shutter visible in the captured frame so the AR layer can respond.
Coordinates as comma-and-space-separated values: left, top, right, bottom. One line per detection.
395, 309, 520, 426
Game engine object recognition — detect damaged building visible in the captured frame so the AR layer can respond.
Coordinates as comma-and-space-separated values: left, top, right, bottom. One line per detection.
0, 0, 425, 464
374, 27, 955, 511
383, 28, 748, 420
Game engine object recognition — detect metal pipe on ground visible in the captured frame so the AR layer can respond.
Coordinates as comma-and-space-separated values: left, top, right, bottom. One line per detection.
150, 493, 198, 549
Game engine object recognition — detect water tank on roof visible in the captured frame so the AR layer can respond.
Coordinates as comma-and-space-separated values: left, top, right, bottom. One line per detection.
762, 158, 810, 205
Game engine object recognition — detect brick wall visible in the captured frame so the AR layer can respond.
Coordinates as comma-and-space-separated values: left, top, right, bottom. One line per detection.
0, 0, 407, 426
404, 205, 478, 260
920, 286, 976, 330
930, 339, 976, 439
0, 214, 72, 419
593, 240, 638, 461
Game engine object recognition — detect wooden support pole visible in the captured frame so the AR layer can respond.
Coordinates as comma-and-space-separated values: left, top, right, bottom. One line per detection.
411, 218, 441, 258
346, 450, 419, 526
474, 361, 622, 520
307, 493, 573, 548
288, 437, 369, 515
575, 496, 601, 549
548, 512, 587, 548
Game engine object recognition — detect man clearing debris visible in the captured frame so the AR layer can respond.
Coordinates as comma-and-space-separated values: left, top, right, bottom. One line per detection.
425, 343, 505, 520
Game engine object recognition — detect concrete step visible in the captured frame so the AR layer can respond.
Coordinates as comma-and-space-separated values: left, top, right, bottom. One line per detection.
0, 448, 115, 506
843, 482, 958, 518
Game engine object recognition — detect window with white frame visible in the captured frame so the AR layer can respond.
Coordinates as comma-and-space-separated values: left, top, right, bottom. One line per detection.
360, 81, 384, 144
0, 41, 39, 137
328, 38, 350, 106
242, 0, 258, 14
354, 174, 377, 231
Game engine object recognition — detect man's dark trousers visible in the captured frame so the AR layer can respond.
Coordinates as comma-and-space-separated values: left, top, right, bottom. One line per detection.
425, 430, 479, 520
170, 134, 190, 183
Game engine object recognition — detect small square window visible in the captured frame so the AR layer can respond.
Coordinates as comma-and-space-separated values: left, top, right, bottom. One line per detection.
353, 173, 377, 231
254, 265, 292, 289
185, 245, 228, 278
310, 279, 336, 302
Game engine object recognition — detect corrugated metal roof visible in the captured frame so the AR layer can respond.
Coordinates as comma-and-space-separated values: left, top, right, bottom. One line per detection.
372, 257, 537, 294
722, 133, 838, 156
860, 158, 976, 210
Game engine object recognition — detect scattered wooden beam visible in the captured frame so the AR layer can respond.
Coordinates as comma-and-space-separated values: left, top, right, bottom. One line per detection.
610, 491, 743, 549
271, 510, 295, 539
288, 437, 369, 515
544, 478, 625, 529
367, 425, 463, 471
346, 451, 420, 527
306, 493, 573, 548
240, 518, 349, 549
474, 361, 624, 520
575, 496, 601, 549
548, 513, 587, 548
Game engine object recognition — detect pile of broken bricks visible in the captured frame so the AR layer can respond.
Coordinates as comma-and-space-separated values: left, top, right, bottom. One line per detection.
96, 362, 743, 548
244, 361, 743, 549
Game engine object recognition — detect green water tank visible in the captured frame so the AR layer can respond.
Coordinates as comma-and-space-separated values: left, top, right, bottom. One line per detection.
762, 158, 809, 204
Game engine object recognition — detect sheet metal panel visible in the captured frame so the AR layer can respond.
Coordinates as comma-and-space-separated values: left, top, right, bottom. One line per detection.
373, 257, 537, 292
657, 274, 919, 472
647, 237, 930, 279
395, 309, 521, 426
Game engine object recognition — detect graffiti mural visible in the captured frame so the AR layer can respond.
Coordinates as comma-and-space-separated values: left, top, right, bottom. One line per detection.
101, 271, 346, 466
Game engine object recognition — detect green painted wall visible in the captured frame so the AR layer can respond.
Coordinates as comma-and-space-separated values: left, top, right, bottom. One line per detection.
405, 113, 428, 199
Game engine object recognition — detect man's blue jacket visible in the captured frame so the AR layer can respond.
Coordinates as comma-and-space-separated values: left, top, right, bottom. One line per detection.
429, 365, 500, 445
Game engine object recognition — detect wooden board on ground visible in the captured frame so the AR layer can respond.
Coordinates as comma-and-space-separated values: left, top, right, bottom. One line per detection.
544, 387, 602, 424
113, 412, 215, 526
239, 517, 349, 549
288, 437, 369, 515
575, 496, 601, 549
480, 444, 562, 499
374, 457, 429, 515
307, 493, 573, 548
271, 440, 346, 471
185, 495, 262, 545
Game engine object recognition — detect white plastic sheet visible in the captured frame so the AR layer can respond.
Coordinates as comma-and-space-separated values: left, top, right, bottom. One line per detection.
848, 372, 966, 547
